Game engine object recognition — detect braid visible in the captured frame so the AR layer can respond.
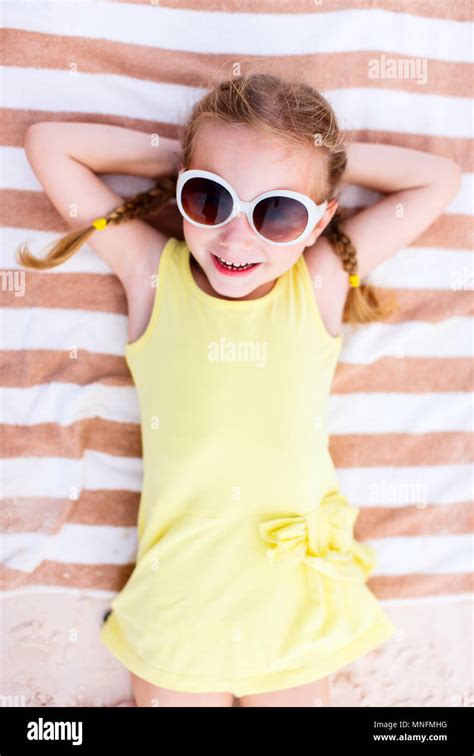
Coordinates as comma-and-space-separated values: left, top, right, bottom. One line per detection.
324, 207, 359, 281
16, 177, 177, 270
98, 178, 176, 229
323, 206, 398, 326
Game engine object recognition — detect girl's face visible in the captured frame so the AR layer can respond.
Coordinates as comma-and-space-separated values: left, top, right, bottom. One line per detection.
180, 121, 338, 301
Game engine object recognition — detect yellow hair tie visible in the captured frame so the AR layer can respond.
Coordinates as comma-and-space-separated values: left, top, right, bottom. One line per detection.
349, 274, 360, 287
92, 217, 108, 231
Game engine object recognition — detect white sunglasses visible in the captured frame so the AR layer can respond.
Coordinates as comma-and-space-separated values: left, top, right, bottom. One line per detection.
176, 168, 328, 246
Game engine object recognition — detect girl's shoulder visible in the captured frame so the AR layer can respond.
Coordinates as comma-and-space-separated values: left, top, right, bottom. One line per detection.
126, 236, 177, 347
302, 239, 349, 340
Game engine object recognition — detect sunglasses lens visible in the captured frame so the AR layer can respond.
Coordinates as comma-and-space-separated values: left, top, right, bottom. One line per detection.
181, 177, 233, 226
253, 196, 308, 242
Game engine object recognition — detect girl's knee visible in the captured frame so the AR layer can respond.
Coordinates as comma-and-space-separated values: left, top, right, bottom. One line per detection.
130, 671, 234, 707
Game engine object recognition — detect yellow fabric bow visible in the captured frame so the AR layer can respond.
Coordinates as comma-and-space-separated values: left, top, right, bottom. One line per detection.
258, 491, 376, 582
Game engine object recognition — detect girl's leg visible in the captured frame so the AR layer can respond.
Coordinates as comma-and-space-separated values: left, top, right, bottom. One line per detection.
130, 671, 234, 707
238, 675, 331, 707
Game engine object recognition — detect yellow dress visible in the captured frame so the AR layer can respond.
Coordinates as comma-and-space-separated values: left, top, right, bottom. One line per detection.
100, 236, 396, 696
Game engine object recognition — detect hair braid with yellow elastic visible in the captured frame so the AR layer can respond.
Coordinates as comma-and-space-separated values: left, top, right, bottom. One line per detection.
323, 206, 397, 324
17, 178, 176, 270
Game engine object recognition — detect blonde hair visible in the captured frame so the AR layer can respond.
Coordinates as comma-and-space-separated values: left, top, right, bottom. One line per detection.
18, 72, 397, 325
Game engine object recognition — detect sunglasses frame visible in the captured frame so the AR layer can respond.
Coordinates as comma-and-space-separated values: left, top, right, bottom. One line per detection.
176, 168, 328, 247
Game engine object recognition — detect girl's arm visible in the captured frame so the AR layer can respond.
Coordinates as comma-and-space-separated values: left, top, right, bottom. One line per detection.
43, 122, 182, 178
23, 122, 182, 292
319, 142, 462, 280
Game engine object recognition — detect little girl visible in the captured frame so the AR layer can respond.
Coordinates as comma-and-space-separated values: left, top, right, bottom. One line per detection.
19, 73, 461, 708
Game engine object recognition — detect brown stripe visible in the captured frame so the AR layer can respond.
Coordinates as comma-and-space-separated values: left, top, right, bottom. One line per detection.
370, 572, 473, 599
4, 279, 473, 324
1, 351, 472, 394
330, 431, 474, 467
1, 561, 471, 599
3, 190, 472, 249
2, 189, 185, 240
2, 419, 472, 467
335, 357, 473, 394
2, 419, 142, 459
73, 0, 474, 22
2, 496, 471, 538
3, 110, 471, 170
359, 501, 474, 539
0, 562, 135, 592
0, 351, 133, 388
372, 288, 474, 325
1, 109, 179, 147
3, 272, 127, 314
0, 347, 471, 398
1, 492, 139, 531
2, 28, 472, 98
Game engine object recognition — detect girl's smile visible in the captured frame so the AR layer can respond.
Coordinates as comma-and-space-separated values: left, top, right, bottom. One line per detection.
210, 250, 264, 275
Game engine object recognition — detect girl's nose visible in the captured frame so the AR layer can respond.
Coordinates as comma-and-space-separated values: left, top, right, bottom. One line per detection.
218, 211, 254, 249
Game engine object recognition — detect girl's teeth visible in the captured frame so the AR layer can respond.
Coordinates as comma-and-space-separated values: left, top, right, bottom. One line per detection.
217, 255, 255, 270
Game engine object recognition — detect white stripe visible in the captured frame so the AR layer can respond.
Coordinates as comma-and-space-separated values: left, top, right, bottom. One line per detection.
1, 148, 157, 197
0, 586, 471, 606
3, 68, 198, 124
1, 455, 472, 507
370, 534, 474, 575
2, 66, 472, 138
2, 228, 116, 274
3, 227, 473, 289
0, 524, 138, 573
0, 307, 128, 356
4, 150, 473, 217
382, 593, 473, 607
366, 246, 474, 291
1, 307, 472, 359
329, 392, 474, 434
1, 384, 140, 425
337, 463, 474, 507
1, 452, 143, 498
1, 382, 472, 435
3, 4, 472, 61
338, 317, 473, 362
446, 173, 474, 216
0, 586, 117, 600
1, 521, 472, 575
326, 88, 472, 138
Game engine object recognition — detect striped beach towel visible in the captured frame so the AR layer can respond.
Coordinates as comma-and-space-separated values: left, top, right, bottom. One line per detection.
1, 1, 472, 705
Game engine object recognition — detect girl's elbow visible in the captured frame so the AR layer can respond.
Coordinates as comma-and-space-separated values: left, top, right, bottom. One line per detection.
438, 160, 462, 204
24, 122, 49, 150
24, 122, 63, 147
444, 159, 462, 188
